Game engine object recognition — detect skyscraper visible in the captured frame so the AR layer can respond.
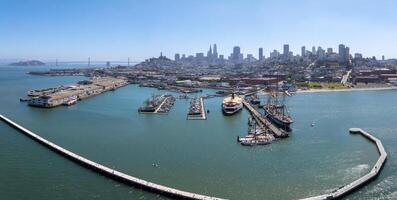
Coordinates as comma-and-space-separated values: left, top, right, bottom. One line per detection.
207, 45, 213, 60
338, 44, 350, 63
317, 47, 325, 60
283, 44, 289, 56
233, 46, 240, 55
259, 48, 264, 61
339, 44, 346, 61
312, 46, 316, 55
345, 47, 350, 60
301, 46, 306, 57
231, 46, 243, 64
213, 44, 218, 60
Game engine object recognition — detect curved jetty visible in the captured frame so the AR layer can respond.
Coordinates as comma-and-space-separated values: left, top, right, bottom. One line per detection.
0, 114, 224, 200
301, 128, 387, 200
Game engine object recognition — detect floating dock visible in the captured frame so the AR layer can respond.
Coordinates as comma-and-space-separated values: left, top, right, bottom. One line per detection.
301, 128, 387, 200
139, 94, 175, 114
187, 97, 206, 120
0, 114, 224, 200
242, 100, 289, 138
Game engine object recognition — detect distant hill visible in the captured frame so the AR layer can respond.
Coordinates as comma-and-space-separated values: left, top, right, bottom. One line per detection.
9, 60, 46, 66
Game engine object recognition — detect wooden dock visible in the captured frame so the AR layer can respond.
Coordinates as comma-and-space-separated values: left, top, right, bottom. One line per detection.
242, 100, 288, 138
301, 128, 387, 200
0, 114, 224, 200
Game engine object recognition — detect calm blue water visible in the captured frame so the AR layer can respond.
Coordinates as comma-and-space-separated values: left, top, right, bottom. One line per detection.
0, 65, 396, 200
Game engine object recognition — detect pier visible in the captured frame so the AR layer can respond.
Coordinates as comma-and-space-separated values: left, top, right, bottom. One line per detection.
301, 128, 387, 200
187, 97, 207, 120
27, 77, 129, 108
242, 100, 288, 138
0, 114, 224, 200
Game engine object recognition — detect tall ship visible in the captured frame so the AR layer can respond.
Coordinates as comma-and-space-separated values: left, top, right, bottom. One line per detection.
263, 89, 293, 131
222, 93, 243, 115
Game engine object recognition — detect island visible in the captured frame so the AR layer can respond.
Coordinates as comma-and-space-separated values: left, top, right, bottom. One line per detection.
9, 60, 45, 66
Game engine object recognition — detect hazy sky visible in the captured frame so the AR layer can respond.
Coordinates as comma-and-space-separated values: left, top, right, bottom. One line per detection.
1, 0, 397, 61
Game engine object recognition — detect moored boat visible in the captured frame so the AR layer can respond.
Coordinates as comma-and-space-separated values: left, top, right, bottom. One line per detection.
264, 89, 293, 131
222, 93, 243, 115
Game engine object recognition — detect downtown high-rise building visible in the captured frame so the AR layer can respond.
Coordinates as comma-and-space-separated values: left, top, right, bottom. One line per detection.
312, 46, 316, 55
231, 46, 243, 64
283, 44, 289, 56
213, 44, 218, 60
207, 45, 213, 60
301, 46, 306, 57
259, 48, 264, 61
338, 44, 350, 63
317, 47, 325, 60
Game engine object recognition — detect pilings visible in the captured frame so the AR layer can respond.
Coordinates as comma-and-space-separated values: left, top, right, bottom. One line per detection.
301, 128, 387, 200
0, 114, 224, 200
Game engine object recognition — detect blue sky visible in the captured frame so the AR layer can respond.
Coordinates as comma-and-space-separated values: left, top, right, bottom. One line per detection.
1, 0, 397, 61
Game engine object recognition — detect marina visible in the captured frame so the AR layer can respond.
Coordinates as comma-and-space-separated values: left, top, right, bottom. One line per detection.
0, 66, 394, 200
3, 1, 397, 199
187, 97, 207, 120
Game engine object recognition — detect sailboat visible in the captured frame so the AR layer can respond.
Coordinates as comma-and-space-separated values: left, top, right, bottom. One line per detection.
263, 87, 293, 132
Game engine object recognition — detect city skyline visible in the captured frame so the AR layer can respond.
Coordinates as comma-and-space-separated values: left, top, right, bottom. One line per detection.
1, 0, 397, 61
